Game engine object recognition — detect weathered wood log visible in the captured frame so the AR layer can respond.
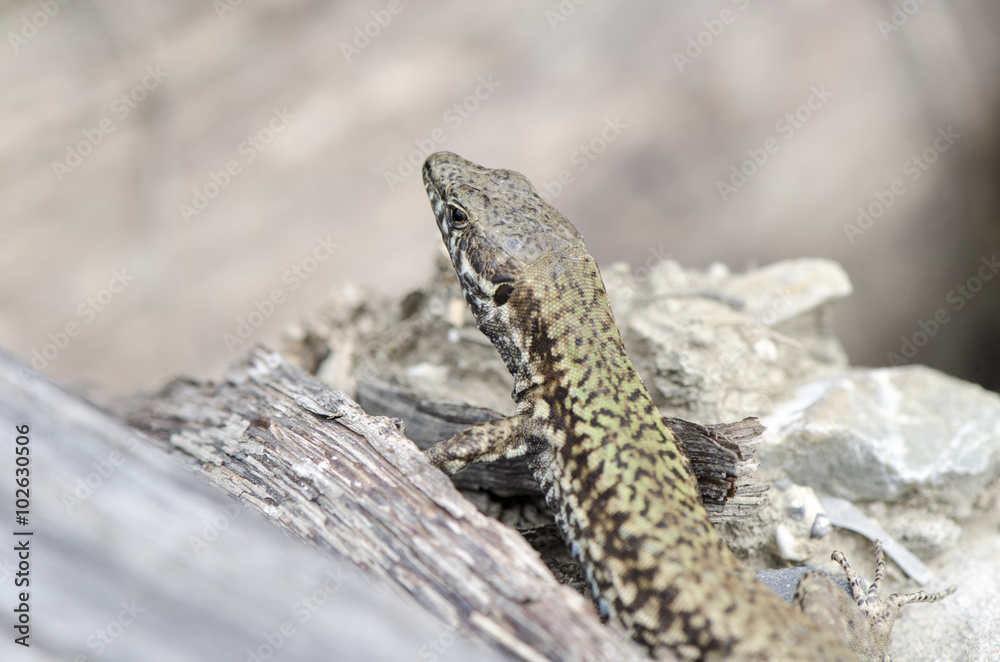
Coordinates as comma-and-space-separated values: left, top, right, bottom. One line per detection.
122, 346, 652, 662
0, 348, 506, 662
357, 378, 769, 519
2, 335, 773, 661
356, 378, 541, 496
660, 416, 769, 518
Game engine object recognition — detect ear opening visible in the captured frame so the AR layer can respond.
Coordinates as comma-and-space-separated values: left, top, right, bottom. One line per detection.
493, 283, 514, 307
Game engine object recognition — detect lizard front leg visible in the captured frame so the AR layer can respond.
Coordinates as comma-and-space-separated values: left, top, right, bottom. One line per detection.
425, 416, 528, 474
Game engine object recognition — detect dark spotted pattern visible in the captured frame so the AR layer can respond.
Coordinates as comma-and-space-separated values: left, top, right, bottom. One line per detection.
421, 152, 858, 660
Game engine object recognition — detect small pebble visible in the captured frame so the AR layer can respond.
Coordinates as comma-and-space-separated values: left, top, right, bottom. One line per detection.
811, 513, 831, 538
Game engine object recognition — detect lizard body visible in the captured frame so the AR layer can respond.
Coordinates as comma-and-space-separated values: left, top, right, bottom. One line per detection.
420, 151, 952, 661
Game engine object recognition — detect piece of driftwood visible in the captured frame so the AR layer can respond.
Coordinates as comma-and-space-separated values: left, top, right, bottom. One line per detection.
356, 379, 541, 496
0, 348, 506, 662
124, 346, 652, 662
661, 416, 769, 518
357, 379, 769, 519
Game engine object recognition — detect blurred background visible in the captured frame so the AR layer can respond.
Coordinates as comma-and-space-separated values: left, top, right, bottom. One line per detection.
2, 0, 999, 401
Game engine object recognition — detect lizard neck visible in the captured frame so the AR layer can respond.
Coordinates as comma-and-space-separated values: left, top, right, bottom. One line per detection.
481, 247, 632, 407
490, 248, 725, 624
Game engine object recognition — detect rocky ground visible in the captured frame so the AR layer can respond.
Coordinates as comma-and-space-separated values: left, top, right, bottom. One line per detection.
284, 252, 1000, 661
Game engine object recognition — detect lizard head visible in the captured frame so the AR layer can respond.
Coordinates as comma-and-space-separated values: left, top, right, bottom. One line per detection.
421, 151, 584, 322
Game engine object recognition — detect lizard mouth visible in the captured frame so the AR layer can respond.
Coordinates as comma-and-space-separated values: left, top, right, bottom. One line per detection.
421, 174, 451, 242
421, 169, 444, 212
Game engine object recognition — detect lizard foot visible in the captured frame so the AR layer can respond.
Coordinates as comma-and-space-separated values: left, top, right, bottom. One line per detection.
795, 539, 956, 662
832, 539, 956, 660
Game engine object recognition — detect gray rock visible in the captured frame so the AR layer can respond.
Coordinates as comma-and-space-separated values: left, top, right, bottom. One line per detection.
603, 258, 851, 422
755, 566, 850, 604
726, 258, 853, 329
882, 509, 964, 559
294, 257, 855, 424
760, 365, 1000, 516
889, 536, 1000, 662
755, 566, 814, 603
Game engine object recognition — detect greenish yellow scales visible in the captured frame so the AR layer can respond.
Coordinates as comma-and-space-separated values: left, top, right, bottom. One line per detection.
421, 152, 953, 661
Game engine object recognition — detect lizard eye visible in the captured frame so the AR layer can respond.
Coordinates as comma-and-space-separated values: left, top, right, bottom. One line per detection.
493, 283, 514, 307
449, 205, 469, 228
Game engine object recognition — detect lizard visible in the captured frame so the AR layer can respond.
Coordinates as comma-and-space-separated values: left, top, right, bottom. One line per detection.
420, 151, 954, 661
